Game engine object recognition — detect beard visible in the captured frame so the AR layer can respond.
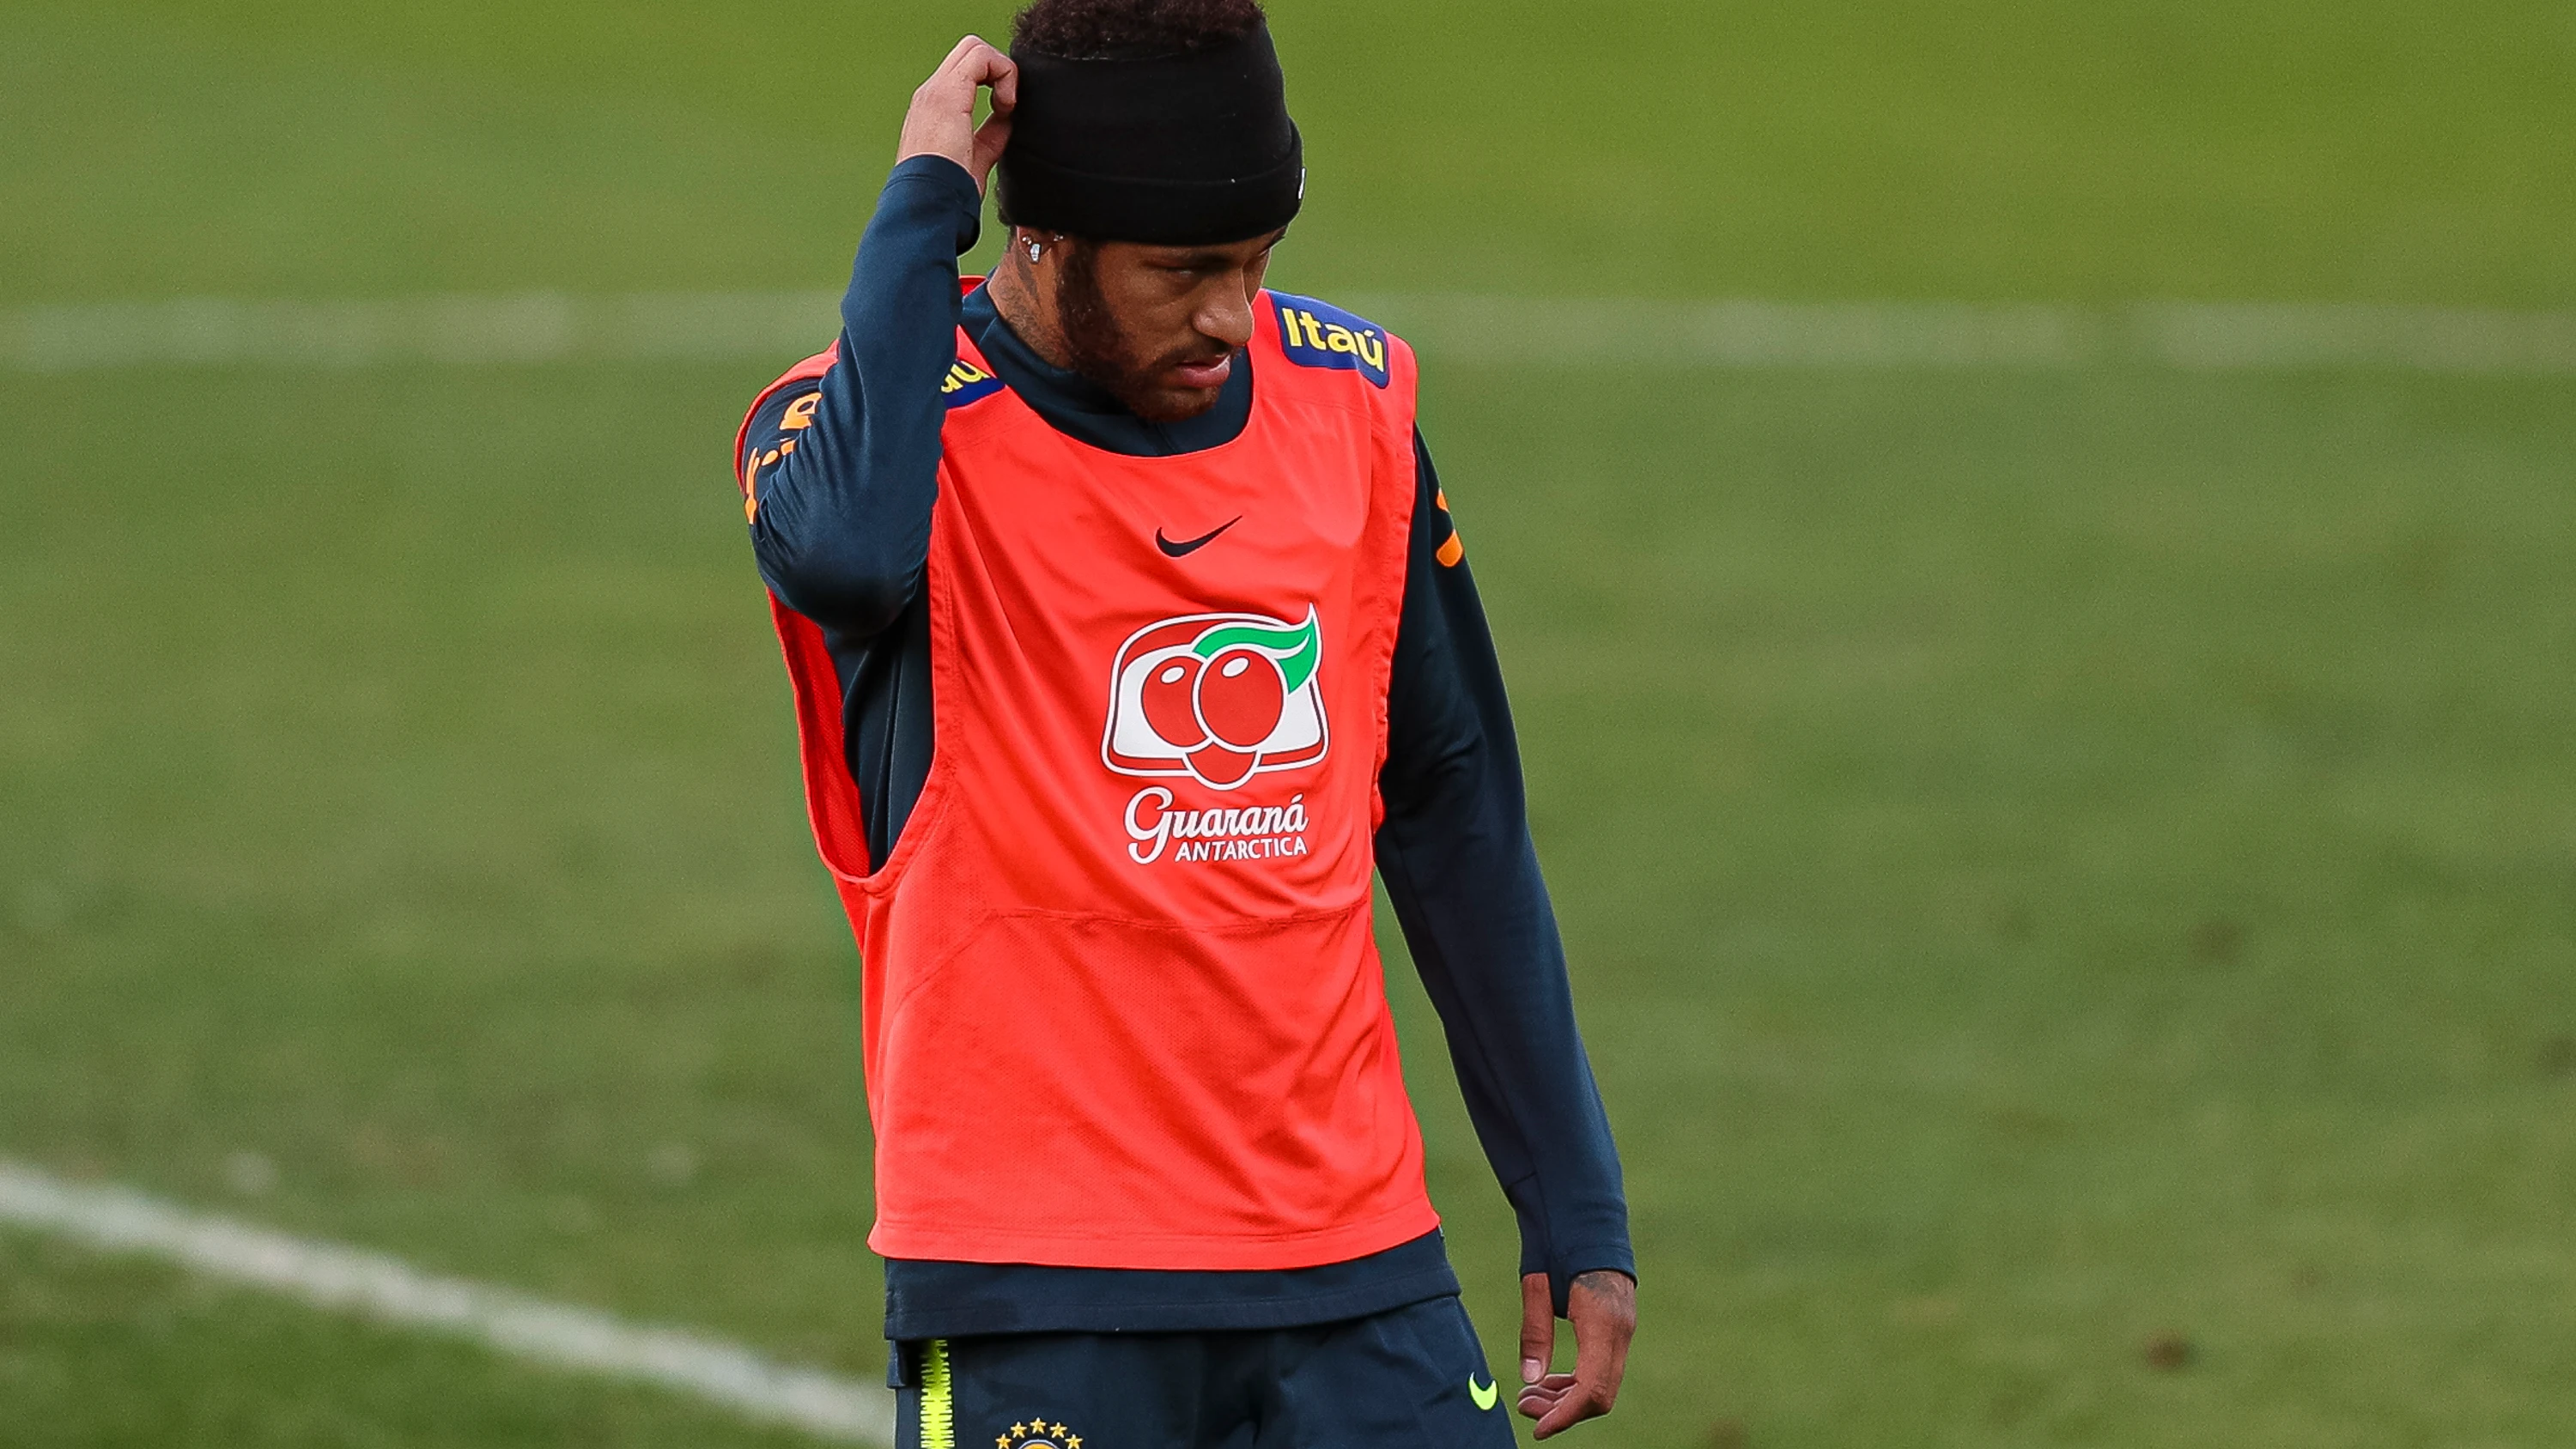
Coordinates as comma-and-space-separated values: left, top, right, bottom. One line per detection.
1054, 241, 1233, 423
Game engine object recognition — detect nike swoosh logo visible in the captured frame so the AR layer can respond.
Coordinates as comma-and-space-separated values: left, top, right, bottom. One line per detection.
1468, 1375, 1499, 1412
1155, 517, 1242, 558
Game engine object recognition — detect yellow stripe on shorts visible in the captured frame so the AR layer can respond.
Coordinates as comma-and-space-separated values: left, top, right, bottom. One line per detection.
920, 1338, 955, 1449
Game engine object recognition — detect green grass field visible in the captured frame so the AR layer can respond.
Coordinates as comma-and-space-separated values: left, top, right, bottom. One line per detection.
5, 2, 2574, 1445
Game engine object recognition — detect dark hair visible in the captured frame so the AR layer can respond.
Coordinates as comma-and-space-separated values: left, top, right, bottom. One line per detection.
1012, 0, 1267, 59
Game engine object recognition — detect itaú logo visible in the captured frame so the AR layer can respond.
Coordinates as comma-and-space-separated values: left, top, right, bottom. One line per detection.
1102, 608, 1328, 790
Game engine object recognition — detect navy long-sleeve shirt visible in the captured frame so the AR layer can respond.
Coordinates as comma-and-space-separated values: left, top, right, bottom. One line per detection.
741, 156, 1629, 1340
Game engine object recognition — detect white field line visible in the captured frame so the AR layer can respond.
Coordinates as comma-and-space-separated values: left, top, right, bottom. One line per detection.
1354, 295, 2576, 373
5, 292, 2576, 374
0, 1157, 894, 1445
0, 292, 845, 372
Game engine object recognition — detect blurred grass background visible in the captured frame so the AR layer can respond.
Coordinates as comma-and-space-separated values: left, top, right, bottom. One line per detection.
3, 1, 2574, 1446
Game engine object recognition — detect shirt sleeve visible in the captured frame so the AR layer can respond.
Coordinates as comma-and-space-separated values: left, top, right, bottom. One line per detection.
744, 155, 983, 638
1375, 429, 1636, 1315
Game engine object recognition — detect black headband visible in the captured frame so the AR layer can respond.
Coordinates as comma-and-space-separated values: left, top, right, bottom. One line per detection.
997, 22, 1303, 246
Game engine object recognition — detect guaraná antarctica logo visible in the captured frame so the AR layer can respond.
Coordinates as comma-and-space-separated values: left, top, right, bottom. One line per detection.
1103, 607, 1330, 790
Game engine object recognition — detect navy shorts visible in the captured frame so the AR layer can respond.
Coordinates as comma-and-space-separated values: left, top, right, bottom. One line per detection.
891, 1295, 1517, 1449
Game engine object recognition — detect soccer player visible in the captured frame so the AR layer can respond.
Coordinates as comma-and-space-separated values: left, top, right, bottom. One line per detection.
734, 3, 1633, 1444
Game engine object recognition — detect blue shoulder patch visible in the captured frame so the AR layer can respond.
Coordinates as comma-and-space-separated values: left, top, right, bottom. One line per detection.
1270, 292, 1391, 389
940, 357, 1004, 408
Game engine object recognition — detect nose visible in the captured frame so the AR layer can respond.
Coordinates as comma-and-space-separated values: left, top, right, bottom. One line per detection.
1197, 279, 1259, 352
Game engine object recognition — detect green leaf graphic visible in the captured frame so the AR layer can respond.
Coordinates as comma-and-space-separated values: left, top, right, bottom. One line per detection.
1192, 610, 1321, 693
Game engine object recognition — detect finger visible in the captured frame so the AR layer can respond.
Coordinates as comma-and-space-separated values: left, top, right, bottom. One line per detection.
927, 35, 1006, 106
1516, 1372, 1577, 1415
967, 112, 1014, 190
936, 33, 991, 78
914, 43, 975, 118
1518, 1272, 1554, 1387
1530, 1386, 1609, 1440
919, 37, 976, 100
981, 49, 1019, 112
945, 38, 1016, 103
1532, 1371, 1614, 1439
971, 112, 1014, 159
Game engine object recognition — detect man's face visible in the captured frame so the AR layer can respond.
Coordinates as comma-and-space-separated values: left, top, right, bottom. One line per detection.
1053, 230, 1285, 423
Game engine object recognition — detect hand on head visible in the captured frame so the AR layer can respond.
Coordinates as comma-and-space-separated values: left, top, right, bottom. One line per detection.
901, 35, 1018, 193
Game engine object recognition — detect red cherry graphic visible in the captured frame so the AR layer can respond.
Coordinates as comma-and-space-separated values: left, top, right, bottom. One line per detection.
1140, 655, 1206, 749
1187, 743, 1258, 786
1195, 647, 1285, 749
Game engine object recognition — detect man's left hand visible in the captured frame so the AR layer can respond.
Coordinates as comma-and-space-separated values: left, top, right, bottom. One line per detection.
1516, 1269, 1636, 1438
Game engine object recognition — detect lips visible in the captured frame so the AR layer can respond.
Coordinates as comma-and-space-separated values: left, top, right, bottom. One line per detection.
1168, 354, 1233, 389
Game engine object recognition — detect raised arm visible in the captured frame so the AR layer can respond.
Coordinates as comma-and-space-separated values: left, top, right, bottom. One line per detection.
744, 38, 1016, 636
1374, 432, 1636, 1438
